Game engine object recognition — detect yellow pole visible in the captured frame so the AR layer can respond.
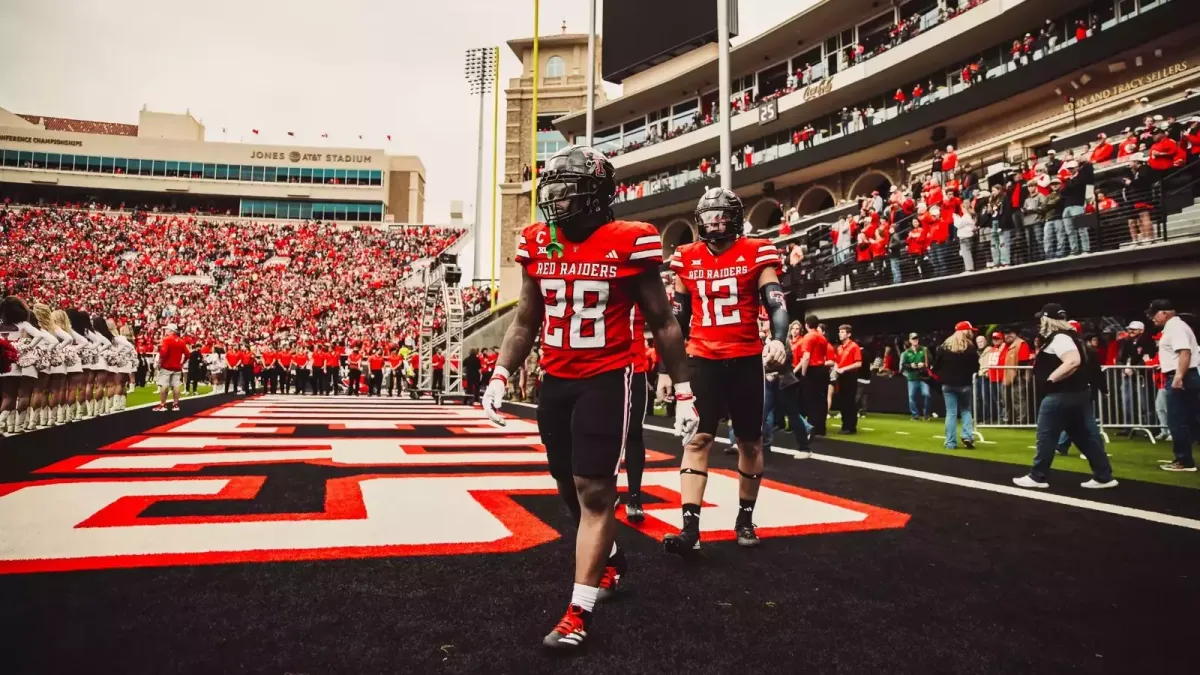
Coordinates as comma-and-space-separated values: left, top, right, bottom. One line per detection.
488, 45, 500, 307
528, 0, 540, 226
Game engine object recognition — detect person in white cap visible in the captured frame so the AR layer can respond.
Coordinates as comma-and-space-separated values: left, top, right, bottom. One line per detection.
1116, 320, 1151, 434
154, 324, 189, 412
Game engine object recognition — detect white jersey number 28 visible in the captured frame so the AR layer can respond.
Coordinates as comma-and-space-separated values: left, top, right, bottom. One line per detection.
541, 279, 609, 348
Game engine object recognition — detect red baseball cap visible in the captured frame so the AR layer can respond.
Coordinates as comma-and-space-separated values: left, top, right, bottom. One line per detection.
955, 321, 976, 332
991, 331, 1004, 339
1068, 320, 1082, 332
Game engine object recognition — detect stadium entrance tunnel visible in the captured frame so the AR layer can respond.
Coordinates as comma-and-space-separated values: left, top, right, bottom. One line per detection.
848, 171, 893, 201
746, 198, 783, 235
797, 186, 835, 217
660, 218, 695, 258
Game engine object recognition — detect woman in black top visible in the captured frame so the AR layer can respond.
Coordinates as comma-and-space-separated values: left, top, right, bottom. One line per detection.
1013, 304, 1116, 489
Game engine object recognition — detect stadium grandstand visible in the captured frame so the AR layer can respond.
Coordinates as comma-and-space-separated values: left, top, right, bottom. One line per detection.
497, 0, 1200, 334
1, 105, 493, 355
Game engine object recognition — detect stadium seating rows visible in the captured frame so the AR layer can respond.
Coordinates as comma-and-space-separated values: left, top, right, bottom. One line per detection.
0, 206, 487, 350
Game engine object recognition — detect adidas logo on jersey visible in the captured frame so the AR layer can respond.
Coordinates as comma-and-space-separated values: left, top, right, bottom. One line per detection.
736, 255, 745, 262
606, 250, 619, 259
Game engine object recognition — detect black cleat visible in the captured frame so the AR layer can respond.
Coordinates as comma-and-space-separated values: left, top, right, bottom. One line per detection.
597, 547, 627, 602
735, 522, 762, 548
624, 493, 645, 523
963, 438, 976, 450
663, 528, 701, 557
543, 604, 589, 651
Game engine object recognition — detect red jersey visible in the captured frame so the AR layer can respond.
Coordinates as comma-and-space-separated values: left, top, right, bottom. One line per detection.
515, 220, 663, 379
348, 351, 362, 368
630, 306, 648, 374
388, 354, 404, 369
225, 351, 240, 369
835, 340, 863, 370
158, 334, 189, 371
432, 353, 445, 370
368, 355, 384, 371
279, 352, 293, 368
293, 352, 309, 368
799, 331, 832, 367
670, 237, 781, 360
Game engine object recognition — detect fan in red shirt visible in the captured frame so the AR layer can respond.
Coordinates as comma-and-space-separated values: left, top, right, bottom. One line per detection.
833, 324, 864, 433
796, 315, 833, 434
153, 324, 189, 411
479, 145, 693, 651
431, 349, 445, 391
1148, 130, 1183, 173
292, 348, 310, 395
665, 186, 790, 557
367, 349, 385, 396
1090, 133, 1115, 164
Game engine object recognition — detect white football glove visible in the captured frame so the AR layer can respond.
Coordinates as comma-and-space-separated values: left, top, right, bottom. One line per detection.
481, 365, 510, 426
763, 339, 787, 368
673, 381, 699, 446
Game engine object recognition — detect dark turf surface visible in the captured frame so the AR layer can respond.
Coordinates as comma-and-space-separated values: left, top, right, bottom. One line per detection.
2, 394, 1197, 675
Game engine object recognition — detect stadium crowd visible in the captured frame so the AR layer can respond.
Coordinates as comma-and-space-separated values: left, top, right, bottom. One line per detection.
0, 204, 495, 432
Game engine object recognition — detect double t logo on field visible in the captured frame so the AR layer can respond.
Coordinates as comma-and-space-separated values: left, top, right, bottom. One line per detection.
0, 396, 909, 573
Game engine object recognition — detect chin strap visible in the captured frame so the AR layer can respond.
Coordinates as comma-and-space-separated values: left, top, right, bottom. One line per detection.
546, 222, 565, 258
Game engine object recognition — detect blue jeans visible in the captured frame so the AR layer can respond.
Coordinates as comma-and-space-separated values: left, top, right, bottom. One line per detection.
990, 227, 1011, 266
890, 257, 902, 284
907, 379, 931, 418
942, 385, 974, 448
1060, 204, 1089, 253
1061, 205, 1088, 254
1031, 391, 1113, 482
1165, 369, 1200, 468
1043, 220, 1060, 259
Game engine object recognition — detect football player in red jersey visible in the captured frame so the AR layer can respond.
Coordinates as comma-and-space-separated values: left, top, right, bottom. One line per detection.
664, 187, 791, 555
480, 146, 697, 652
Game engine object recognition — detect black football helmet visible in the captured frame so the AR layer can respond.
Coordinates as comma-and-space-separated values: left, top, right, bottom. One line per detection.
694, 187, 745, 243
536, 145, 616, 242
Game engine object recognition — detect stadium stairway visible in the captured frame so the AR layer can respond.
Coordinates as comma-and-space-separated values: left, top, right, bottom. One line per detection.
1164, 195, 1200, 240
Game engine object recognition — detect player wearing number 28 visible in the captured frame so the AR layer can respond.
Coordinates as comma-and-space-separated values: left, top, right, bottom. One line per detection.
664, 187, 790, 555
480, 145, 697, 652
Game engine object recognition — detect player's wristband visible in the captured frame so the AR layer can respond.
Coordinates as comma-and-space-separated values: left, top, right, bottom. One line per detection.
490, 365, 511, 385
673, 381, 693, 401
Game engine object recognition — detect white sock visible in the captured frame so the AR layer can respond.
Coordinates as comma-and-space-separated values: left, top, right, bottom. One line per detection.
570, 583, 599, 613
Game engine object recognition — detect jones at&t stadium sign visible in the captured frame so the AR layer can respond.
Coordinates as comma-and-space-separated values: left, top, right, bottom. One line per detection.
249, 150, 375, 164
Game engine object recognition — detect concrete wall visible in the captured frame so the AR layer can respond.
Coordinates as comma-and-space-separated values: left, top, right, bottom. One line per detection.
137, 110, 204, 141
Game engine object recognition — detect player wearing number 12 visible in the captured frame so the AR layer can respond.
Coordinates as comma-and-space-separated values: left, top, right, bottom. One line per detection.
664, 187, 791, 555
479, 145, 697, 653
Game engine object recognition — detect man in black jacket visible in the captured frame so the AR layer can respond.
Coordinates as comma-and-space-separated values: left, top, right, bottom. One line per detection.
1060, 158, 1094, 255
463, 348, 481, 403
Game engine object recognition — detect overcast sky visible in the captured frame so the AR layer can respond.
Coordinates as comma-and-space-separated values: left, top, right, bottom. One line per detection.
0, 0, 813, 227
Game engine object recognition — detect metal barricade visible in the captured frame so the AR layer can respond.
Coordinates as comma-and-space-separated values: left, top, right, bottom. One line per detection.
972, 366, 1038, 429
1097, 365, 1166, 442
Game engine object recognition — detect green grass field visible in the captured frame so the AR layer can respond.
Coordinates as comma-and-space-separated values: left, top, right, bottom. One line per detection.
822, 412, 1198, 489
126, 384, 213, 408
652, 404, 1197, 489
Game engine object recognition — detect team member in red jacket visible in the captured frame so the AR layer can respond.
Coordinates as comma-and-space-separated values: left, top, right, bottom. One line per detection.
367, 347, 385, 397
311, 345, 329, 396
432, 349, 446, 391
154, 324, 189, 412
224, 346, 241, 394
347, 346, 363, 396
292, 347, 310, 395
278, 349, 293, 394
386, 349, 404, 397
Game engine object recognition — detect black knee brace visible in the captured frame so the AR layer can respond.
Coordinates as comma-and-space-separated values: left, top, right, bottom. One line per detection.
737, 468, 763, 480
680, 468, 708, 477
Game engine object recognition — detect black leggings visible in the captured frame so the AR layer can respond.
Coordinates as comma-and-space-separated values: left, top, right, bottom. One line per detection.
624, 372, 648, 496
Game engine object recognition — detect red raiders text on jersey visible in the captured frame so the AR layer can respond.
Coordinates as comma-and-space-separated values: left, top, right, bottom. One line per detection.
670, 237, 781, 360
515, 221, 662, 378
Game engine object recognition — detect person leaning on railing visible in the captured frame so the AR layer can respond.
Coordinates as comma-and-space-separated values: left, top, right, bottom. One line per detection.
1013, 303, 1117, 490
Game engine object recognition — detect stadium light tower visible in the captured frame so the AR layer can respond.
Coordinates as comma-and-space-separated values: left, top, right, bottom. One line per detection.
465, 47, 497, 284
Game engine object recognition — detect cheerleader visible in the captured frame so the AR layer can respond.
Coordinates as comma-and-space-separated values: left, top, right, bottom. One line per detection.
30, 304, 63, 429
1, 297, 44, 436
113, 322, 137, 410
90, 315, 119, 415
52, 309, 83, 424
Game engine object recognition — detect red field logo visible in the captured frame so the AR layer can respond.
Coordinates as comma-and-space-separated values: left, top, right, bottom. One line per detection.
0, 397, 909, 574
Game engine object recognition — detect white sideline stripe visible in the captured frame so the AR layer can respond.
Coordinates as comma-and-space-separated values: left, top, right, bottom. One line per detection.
509, 403, 1200, 532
